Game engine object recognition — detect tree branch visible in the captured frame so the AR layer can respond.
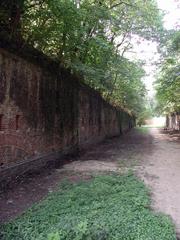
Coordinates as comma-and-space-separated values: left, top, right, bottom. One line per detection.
110, 1, 134, 9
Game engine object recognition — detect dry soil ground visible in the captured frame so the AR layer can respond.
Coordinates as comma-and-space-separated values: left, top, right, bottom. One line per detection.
0, 127, 180, 237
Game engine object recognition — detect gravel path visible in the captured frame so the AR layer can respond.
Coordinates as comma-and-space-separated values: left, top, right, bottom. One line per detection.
137, 128, 180, 238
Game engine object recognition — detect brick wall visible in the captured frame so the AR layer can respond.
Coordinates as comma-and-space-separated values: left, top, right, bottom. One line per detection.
0, 47, 135, 181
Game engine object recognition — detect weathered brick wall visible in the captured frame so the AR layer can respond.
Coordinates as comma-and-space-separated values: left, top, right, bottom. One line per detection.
0, 47, 134, 180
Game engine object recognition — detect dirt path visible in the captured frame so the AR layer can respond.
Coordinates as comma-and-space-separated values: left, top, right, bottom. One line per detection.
136, 128, 180, 238
1, 127, 180, 237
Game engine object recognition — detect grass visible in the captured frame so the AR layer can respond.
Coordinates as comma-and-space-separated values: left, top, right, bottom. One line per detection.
136, 126, 150, 134
1, 173, 176, 240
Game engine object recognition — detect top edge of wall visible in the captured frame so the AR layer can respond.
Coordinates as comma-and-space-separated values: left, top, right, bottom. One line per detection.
0, 37, 133, 117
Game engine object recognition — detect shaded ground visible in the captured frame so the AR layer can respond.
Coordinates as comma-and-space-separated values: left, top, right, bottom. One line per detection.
1, 127, 180, 238
0, 129, 152, 223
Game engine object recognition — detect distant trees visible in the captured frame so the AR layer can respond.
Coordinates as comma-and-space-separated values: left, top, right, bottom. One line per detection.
155, 31, 180, 115
0, 0, 164, 117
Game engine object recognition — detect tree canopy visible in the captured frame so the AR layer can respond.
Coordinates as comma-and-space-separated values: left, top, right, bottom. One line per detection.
155, 30, 180, 115
0, 0, 164, 117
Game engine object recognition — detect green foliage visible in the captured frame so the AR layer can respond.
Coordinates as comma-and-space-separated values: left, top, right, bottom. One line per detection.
155, 30, 180, 115
1, 174, 176, 240
14, 0, 163, 116
136, 96, 154, 126
0, 0, 164, 117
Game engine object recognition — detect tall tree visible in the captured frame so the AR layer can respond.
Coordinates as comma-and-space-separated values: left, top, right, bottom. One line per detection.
155, 30, 180, 115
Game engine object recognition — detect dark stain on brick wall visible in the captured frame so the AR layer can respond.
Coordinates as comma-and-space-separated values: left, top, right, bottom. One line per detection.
10, 57, 28, 112
0, 52, 7, 103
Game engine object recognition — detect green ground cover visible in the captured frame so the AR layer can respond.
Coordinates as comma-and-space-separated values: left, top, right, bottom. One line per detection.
1, 173, 176, 240
136, 127, 150, 134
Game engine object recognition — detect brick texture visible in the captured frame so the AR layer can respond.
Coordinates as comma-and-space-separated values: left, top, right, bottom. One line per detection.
0, 48, 135, 179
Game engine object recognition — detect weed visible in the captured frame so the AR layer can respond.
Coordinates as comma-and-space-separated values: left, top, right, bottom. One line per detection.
1, 173, 176, 240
